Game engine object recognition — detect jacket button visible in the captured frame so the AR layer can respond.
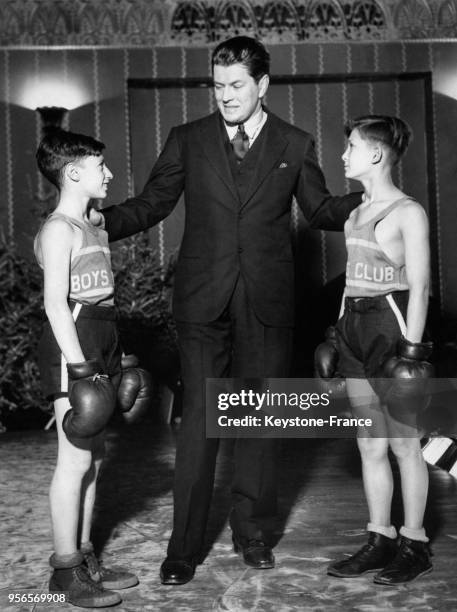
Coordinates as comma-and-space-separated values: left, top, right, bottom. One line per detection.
238, 247, 243, 253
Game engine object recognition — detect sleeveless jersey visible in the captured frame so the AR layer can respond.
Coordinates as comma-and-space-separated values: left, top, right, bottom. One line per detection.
344, 197, 410, 298
35, 212, 115, 306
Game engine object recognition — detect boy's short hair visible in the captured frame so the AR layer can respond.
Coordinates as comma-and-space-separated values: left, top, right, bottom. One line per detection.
211, 36, 270, 82
344, 115, 412, 166
36, 127, 105, 190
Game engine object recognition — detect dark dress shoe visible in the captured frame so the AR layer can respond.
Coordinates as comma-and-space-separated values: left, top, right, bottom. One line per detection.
233, 537, 275, 569
373, 536, 432, 585
327, 532, 397, 577
160, 558, 195, 585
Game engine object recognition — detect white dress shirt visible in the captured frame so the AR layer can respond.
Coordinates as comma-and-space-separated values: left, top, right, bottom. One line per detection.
224, 108, 268, 148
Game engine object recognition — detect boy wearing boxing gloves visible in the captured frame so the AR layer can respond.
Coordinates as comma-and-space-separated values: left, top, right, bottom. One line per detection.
35, 128, 144, 607
323, 116, 433, 584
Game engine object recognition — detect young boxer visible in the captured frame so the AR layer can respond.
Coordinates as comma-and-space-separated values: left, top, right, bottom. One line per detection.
321, 116, 433, 584
35, 128, 140, 607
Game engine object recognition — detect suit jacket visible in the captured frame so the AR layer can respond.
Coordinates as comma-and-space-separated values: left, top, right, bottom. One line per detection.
103, 110, 361, 326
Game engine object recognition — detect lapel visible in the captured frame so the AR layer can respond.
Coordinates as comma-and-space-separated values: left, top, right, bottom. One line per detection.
240, 112, 289, 208
199, 112, 239, 202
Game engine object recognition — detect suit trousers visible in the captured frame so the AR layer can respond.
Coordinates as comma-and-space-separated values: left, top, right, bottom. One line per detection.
167, 275, 293, 560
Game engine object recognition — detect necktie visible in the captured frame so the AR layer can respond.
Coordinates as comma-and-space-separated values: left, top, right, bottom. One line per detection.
231, 124, 250, 162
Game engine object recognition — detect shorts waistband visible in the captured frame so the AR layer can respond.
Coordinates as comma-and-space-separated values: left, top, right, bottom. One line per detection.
69, 300, 117, 321
345, 291, 408, 313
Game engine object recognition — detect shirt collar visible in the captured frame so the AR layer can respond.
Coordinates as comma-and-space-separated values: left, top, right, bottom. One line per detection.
224, 107, 267, 141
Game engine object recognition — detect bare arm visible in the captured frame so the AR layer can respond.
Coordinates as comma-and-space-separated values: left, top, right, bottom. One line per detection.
40, 219, 85, 363
400, 203, 430, 343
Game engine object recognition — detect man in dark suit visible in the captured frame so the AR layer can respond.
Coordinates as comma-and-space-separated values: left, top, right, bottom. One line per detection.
99, 36, 361, 584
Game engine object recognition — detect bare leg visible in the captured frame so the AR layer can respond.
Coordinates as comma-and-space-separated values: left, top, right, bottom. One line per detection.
79, 435, 104, 546
327, 378, 398, 578
389, 437, 428, 530
347, 378, 392, 527
50, 398, 93, 556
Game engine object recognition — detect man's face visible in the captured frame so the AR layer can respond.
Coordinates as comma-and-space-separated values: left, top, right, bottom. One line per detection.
213, 63, 269, 125
75, 155, 113, 199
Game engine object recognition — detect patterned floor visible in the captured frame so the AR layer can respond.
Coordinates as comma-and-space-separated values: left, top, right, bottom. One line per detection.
1, 417, 457, 612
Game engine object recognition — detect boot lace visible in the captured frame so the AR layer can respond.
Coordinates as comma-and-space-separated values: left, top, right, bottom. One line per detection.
83, 550, 102, 581
73, 564, 105, 593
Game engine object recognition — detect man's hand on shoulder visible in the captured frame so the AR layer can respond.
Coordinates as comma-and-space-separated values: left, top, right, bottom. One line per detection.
89, 206, 105, 228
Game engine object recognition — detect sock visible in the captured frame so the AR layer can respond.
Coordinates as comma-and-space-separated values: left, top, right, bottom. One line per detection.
367, 523, 397, 539
50, 550, 83, 569
399, 526, 429, 543
80, 541, 94, 554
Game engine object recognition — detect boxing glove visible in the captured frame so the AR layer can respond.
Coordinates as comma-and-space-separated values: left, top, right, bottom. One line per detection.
63, 359, 116, 439
314, 326, 346, 397
117, 354, 153, 424
381, 337, 434, 409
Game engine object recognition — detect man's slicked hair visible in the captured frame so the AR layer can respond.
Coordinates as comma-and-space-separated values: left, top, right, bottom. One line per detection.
344, 115, 412, 166
211, 36, 270, 81
36, 127, 105, 190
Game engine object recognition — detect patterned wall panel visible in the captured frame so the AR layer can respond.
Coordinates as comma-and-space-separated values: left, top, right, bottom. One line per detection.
2, 0, 457, 46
